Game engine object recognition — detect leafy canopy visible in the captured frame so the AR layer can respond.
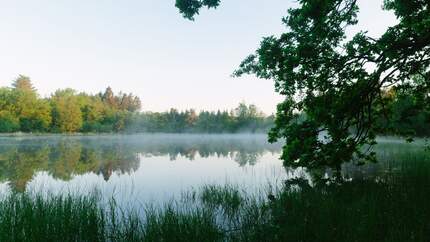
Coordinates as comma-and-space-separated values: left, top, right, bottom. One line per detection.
176, 0, 430, 173
175, 0, 221, 20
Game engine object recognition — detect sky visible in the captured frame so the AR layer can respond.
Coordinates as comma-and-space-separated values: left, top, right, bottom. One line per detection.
0, 0, 397, 114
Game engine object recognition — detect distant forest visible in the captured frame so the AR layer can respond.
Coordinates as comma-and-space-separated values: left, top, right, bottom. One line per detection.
1, 75, 428, 135
0, 76, 274, 133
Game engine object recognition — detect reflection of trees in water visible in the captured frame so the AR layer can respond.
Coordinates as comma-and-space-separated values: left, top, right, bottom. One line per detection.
5, 136, 423, 191
231, 151, 259, 166
0, 139, 140, 192
1, 136, 424, 192
0, 135, 282, 191
134, 137, 281, 166
0, 145, 50, 192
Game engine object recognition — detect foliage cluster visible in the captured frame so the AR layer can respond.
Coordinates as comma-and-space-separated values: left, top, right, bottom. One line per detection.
0, 75, 141, 133
375, 76, 430, 137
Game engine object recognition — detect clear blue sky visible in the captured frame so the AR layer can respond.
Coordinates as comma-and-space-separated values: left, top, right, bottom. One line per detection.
0, 0, 396, 114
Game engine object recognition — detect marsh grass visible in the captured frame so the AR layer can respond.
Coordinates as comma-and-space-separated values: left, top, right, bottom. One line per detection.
0, 192, 106, 241
0, 141, 429, 241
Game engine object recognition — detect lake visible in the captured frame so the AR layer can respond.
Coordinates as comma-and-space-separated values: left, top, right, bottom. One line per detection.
0, 134, 427, 207
0, 134, 286, 205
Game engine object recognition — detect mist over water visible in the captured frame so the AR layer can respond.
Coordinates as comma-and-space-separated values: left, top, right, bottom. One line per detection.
0, 134, 426, 208
0, 134, 286, 205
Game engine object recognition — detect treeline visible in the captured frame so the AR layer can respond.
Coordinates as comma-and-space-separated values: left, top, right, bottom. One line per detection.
129, 104, 274, 133
0, 75, 274, 133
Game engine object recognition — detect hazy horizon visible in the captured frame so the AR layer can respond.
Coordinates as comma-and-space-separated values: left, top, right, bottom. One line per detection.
0, 0, 396, 114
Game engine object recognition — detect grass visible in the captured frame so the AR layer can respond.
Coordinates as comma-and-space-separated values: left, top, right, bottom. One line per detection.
0, 140, 429, 241
0, 193, 106, 241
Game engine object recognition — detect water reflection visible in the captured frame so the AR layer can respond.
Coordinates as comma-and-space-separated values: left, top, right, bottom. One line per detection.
0, 135, 425, 196
0, 134, 282, 192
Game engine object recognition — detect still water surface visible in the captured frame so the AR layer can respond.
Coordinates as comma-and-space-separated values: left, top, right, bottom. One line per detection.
0, 134, 287, 205
0, 134, 426, 206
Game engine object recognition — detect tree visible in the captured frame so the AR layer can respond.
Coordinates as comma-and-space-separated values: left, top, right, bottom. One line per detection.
375, 76, 430, 136
79, 95, 106, 132
51, 89, 83, 132
12, 75, 35, 92
0, 110, 20, 132
118, 93, 142, 112
10, 76, 51, 132
102, 87, 117, 108
176, 0, 430, 175
175, 0, 220, 20
18, 99, 51, 132
185, 109, 198, 128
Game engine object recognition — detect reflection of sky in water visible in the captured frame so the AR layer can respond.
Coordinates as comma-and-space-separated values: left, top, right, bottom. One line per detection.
0, 134, 288, 206
0, 135, 426, 208
25, 153, 287, 206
